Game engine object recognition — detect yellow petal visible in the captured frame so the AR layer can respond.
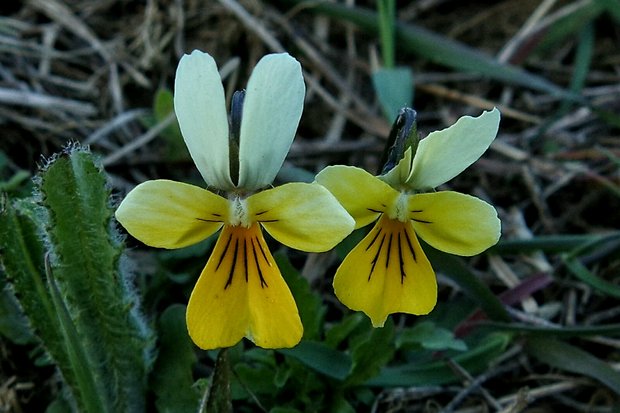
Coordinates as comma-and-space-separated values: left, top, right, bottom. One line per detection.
408, 191, 501, 256
186, 223, 302, 349
333, 215, 437, 327
246, 182, 355, 252
315, 166, 399, 228
115, 180, 228, 249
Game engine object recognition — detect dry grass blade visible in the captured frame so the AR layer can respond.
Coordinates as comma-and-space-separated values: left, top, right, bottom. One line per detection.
0, 87, 96, 116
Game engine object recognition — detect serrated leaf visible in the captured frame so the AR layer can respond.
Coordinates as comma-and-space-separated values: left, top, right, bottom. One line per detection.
0, 195, 81, 403
46, 257, 108, 413
39, 145, 153, 412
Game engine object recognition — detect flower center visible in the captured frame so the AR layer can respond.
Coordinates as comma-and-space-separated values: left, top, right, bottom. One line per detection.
228, 196, 252, 228
386, 192, 410, 223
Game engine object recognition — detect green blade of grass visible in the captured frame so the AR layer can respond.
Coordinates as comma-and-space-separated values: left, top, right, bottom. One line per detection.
559, 232, 620, 298
477, 322, 620, 337
489, 234, 611, 254
377, 0, 395, 68
527, 337, 620, 395
563, 256, 620, 299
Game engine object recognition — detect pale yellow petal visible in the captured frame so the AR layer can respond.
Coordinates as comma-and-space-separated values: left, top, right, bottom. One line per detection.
333, 215, 437, 327
115, 180, 227, 249
408, 191, 501, 256
186, 224, 302, 350
407, 108, 500, 189
174, 50, 234, 190
246, 183, 354, 252
315, 166, 399, 228
380, 146, 413, 188
238, 53, 305, 191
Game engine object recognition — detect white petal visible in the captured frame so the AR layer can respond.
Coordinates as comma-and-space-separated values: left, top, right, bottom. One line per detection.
238, 53, 305, 191
406, 108, 500, 189
174, 50, 234, 190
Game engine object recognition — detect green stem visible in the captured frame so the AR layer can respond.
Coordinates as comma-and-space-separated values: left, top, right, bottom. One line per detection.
377, 0, 395, 68
204, 348, 232, 413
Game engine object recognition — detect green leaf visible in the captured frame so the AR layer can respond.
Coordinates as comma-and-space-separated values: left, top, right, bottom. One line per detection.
275, 252, 325, 340
280, 341, 352, 381
602, 0, 620, 23
45, 397, 73, 413
152, 88, 188, 160
0, 196, 81, 402
270, 408, 301, 413
39, 145, 153, 412
325, 313, 365, 348
372, 68, 414, 122
154, 88, 175, 123
328, 395, 356, 413
398, 321, 467, 351
526, 337, 620, 395
346, 319, 395, 385
367, 332, 511, 387
150, 304, 199, 413
46, 257, 108, 413
0, 283, 35, 345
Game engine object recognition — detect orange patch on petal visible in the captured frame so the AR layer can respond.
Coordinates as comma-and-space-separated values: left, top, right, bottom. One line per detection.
186, 223, 302, 350
333, 215, 437, 327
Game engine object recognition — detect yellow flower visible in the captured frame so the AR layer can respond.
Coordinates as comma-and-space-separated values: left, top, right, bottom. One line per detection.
115, 51, 354, 349
315, 109, 502, 327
